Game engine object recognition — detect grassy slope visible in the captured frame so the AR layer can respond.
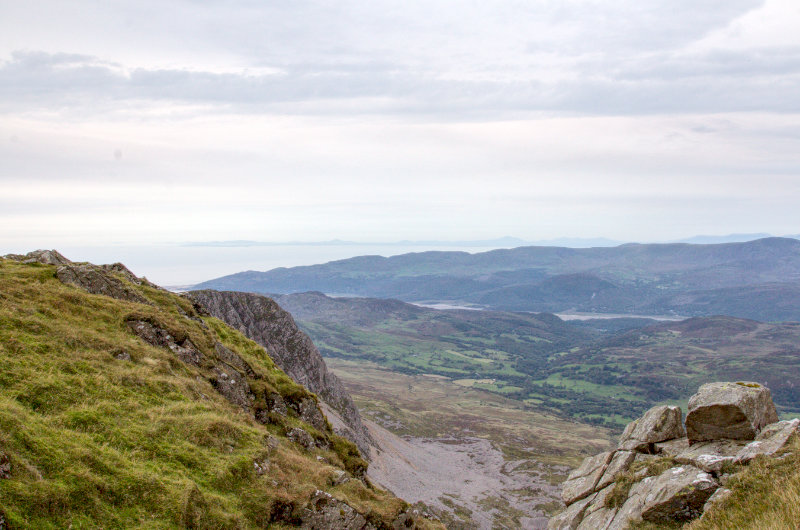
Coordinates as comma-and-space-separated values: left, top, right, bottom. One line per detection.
0, 259, 435, 528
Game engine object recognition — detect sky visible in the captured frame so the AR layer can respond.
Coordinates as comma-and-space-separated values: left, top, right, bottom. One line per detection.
2, 0, 800, 252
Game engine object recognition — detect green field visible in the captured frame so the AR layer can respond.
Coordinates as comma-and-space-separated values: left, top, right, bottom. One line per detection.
278, 293, 800, 428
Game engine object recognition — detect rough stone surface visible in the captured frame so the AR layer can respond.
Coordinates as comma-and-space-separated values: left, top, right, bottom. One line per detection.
685, 382, 779, 443
618, 405, 685, 452
187, 290, 375, 456
0, 452, 10, 479
596, 451, 635, 491
547, 493, 596, 530
4, 249, 72, 266
634, 465, 718, 523
295, 397, 328, 432
735, 418, 800, 463
577, 506, 617, 530
57, 263, 150, 304
654, 437, 690, 457
211, 365, 254, 412
126, 320, 204, 366
288, 427, 317, 450
675, 439, 748, 473
702, 487, 732, 513
561, 451, 614, 505
214, 342, 256, 378
300, 490, 374, 530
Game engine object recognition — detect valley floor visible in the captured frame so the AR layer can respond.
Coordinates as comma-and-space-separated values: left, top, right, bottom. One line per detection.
326, 358, 615, 528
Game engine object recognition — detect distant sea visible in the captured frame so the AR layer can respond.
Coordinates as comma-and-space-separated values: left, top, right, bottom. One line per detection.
37, 243, 505, 287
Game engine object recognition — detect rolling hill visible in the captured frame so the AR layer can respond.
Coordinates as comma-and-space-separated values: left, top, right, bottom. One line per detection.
192, 237, 800, 321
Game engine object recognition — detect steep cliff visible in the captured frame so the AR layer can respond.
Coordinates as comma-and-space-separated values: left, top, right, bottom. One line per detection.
186, 289, 375, 456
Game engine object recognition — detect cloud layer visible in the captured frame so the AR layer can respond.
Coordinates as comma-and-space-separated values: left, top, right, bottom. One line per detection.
1, 0, 799, 248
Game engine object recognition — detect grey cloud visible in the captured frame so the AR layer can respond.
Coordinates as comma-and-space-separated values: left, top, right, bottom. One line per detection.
3, 45, 800, 117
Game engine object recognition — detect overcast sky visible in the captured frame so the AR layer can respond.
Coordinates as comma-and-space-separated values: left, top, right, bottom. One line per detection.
2, 0, 800, 250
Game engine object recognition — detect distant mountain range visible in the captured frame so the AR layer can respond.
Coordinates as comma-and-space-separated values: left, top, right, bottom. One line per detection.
192, 237, 800, 322
184, 233, 798, 248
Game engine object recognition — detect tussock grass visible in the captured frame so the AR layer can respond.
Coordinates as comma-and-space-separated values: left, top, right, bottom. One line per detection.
0, 259, 438, 528
686, 439, 800, 530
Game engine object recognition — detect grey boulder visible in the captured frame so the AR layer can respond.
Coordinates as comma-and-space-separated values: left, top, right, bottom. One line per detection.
685, 382, 778, 443
618, 405, 685, 452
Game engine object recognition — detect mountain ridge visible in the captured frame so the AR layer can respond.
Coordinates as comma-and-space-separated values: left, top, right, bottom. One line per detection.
192, 237, 800, 321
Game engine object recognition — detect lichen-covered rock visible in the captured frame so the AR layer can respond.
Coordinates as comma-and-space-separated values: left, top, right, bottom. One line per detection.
58, 263, 150, 304
548, 492, 596, 529
632, 465, 718, 523
0, 452, 10, 479
577, 505, 617, 530
685, 382, 779, 443
295, 397, 328, 432
288, 427, 317, 450
211, 365, 254, 412
674, 439, 748, 473
578, 484, 617, 530
561, 451, 614, 505
169, 338, 203, 366
619, 405, 685, 452
654, 437, 689, 457
214, 342, 256, 378
702, 487, 732, 513
126, 320, 204, 366
735, 418, 800, 463
299, 490, 374, 530
4, 249, 72, 266
596, 451, 635, 491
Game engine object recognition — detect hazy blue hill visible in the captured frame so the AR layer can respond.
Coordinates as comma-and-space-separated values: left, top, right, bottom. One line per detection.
193, 238, 800, 321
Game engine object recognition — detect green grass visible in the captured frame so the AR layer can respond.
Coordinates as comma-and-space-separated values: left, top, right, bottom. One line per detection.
684, 439, 800, 530
0, 259, 439, 528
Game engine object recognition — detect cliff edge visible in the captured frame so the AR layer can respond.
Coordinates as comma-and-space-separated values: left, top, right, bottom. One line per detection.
186, 289, 375, 456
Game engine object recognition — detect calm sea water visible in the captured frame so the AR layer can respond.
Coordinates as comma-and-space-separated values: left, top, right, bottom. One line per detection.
35, 244, 503, 287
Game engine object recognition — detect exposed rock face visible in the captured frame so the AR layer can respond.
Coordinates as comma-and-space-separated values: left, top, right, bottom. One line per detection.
626, 465, 718, 524
57, 263, 151, 304
126, 320, 204, 366
4, 249, 71, 266
685, 382, 778, 443
618, 405, 684, 452
673, 439, 747, 473
549, 382, 797, 530
735, 418, 800, 463
186, 290, 374, 456
561, 451, 614, 505
300, 490, 374, 529
4, 250, 159, 305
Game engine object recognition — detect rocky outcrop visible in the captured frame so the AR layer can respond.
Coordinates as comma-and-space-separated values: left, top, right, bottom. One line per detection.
685, 382, 779, 443
617, 405, 684, 452
3, 249, 71, 266
549, 382, 798, 529
186, 290, 374, 456
57, 263, 152, 304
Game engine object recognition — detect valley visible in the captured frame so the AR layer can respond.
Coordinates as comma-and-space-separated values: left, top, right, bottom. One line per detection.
326, 358, 614, 528
272, 292, 800, 429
